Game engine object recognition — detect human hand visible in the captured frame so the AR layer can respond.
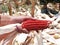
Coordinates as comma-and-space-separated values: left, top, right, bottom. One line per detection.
0, 15, 33, 26
11, 16, 33, 23
16, 19, 52, 33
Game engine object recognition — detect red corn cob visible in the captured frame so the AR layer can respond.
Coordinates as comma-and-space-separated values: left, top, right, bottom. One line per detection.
22, 19, 52, 31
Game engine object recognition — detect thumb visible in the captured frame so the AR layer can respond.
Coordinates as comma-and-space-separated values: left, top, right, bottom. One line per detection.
16, 25, 29, 33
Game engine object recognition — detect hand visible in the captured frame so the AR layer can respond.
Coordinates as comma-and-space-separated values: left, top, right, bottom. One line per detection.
11, 16, 33, 23
16, 19, 52, 33
0, 15, 33, 26
16, 25, 29, 33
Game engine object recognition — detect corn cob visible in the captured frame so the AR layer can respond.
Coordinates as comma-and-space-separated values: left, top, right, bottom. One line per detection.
22, 19, 52, 31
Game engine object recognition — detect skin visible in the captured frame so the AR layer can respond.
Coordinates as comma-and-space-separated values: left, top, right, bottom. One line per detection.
0, 14, 51, 43
0, 15, 33, 26
0, 14, 33, 41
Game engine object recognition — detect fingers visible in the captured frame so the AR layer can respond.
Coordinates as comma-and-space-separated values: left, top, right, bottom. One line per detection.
21, 16, 37, 22
16, 25, 29, 33
21, 29, 29, 33
22, 18, 33, 22
12, 16, 33, 23
19, 16, 33, 22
